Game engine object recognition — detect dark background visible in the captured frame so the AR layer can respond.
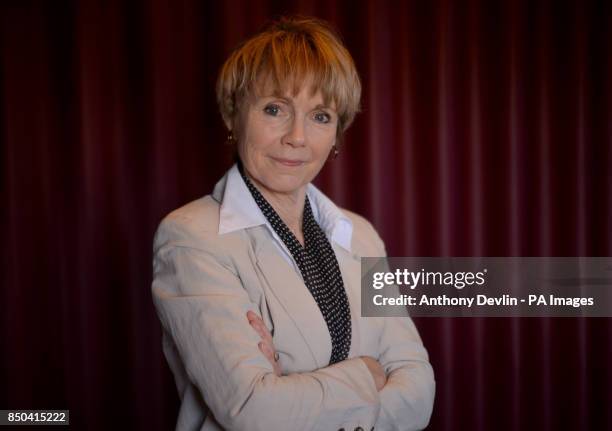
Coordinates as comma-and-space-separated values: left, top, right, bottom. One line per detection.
1, 0, 611, 429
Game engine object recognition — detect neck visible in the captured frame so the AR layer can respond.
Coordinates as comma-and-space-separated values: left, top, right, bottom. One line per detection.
263, 189, 306, 232
244, 171, 307, 235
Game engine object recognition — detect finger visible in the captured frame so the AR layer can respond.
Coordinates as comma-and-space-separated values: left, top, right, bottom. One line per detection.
249, 320, 263, 336
247, 311, 263, 323
257, 341, 268, 357
246, 312, 267, 333
247, 311, 267, 332
258, 341, 274, 363
246, 310, 259, 323
273, 361, 282, 377
262, 341, 278, 364
247, 313, 267, 336
251, 318, 273, 342
260, 340, 273, 357
259, 325, 274, 344
251, 319, 274, 344
257, 341, 281, 376
247, 313, 264, 336
247, 313, 277, 356
249, 319, 266, 338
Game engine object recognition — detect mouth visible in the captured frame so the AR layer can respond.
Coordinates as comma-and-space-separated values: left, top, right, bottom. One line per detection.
270, 157, 305, 167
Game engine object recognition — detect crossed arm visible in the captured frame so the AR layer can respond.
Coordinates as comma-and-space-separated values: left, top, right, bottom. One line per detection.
153, 219, 434, 430
246, 310, 434, 430
247, 310, 388, 391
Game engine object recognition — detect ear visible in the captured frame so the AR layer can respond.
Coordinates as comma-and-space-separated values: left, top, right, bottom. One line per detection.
222, 115, 233, 132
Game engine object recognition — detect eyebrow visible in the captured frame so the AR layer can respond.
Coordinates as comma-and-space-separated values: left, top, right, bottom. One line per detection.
314, 104, 335, 111
259, 96, 336, 112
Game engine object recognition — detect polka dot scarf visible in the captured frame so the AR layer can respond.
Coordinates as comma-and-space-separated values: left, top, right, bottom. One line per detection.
238, 162, 352, 365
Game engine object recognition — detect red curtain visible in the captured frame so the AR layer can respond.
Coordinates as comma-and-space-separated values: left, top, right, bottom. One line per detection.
1, 0, 610, 429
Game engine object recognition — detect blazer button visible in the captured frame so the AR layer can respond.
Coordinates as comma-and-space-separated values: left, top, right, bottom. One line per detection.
338, 429, 345, 431
354, 428, 364, 431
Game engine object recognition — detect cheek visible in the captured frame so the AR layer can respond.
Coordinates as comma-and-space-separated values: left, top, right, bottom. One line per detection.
235, 135, 259, 164
310, 129, 336, 159
243, 121, 282, 154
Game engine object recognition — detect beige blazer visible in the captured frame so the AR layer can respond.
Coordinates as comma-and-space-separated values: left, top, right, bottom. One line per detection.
152, 171, 435, 431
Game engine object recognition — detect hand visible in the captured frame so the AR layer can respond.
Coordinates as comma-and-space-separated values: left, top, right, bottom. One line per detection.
247, 311, 282, 376
360, 356, 386, 391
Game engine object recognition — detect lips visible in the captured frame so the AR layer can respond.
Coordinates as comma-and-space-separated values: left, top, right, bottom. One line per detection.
271, 157, 305, 167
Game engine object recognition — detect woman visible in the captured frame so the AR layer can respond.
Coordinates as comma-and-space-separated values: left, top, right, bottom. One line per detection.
152, 16, 435, 431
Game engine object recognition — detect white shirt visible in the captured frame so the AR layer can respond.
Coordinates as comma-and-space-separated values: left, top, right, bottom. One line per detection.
214, 163, 353, 268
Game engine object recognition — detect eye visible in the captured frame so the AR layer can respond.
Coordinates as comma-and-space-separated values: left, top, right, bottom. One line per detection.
263, 104, 281, 116
314, 111, 332, 124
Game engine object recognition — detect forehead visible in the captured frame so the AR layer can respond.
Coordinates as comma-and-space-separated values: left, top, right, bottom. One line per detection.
248, 74, 336, 108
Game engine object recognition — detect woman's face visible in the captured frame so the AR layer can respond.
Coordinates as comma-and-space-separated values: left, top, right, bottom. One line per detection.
232, 84, 338, 197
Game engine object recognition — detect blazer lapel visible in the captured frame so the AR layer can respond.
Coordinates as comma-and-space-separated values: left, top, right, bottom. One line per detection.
250, 226, 332, 369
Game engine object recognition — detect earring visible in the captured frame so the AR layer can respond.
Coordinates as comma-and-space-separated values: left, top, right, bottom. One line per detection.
331, 143, 339, 160
226, 131, 235, 145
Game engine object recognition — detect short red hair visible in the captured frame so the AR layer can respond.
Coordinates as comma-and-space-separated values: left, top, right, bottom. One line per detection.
216, 16, 361, 137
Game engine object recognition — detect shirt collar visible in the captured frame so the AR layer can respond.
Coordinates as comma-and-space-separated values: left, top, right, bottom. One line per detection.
212, 163, 353, 252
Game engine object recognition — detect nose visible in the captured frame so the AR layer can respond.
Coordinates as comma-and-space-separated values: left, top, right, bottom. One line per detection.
282, 116, 306, 147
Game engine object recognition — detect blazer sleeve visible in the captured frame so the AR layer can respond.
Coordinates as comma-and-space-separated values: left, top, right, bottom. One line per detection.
152, 217, 380, 431
368, 226, 436, 430
375, 316, 436, 430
